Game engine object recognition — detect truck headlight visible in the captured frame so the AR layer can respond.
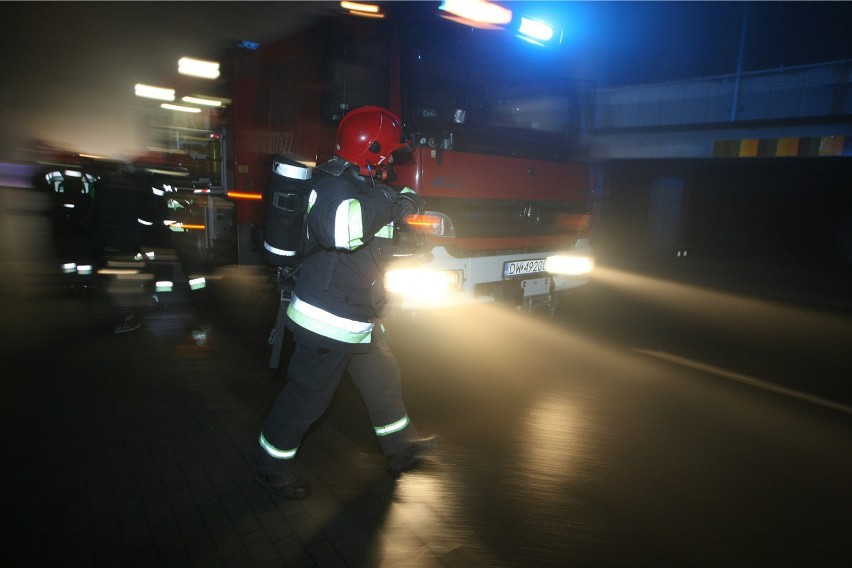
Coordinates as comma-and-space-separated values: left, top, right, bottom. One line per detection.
385, 268, 463, 296
545, 254, 594, 275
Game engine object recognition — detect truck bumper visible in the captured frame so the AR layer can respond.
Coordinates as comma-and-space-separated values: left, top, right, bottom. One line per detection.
385, 242, 594, 312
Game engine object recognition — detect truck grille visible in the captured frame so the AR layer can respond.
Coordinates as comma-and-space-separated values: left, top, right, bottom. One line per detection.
425, 197, 589, 240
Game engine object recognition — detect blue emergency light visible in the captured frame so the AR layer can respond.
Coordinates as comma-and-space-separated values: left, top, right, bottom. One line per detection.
238, 40, 261, 50
518, 17, 554, 43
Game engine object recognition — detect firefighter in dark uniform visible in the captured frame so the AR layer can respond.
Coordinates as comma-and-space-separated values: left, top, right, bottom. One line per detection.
255, 106, 439, 500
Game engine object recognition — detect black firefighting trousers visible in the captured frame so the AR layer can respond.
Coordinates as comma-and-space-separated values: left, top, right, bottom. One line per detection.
256, 325, 416, 475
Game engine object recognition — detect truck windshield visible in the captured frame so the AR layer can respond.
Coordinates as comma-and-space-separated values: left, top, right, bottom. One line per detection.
401, 19, 587, 161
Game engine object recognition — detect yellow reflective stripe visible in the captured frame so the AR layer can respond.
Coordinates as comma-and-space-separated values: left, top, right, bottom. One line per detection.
349, 199, 364, 247
259, 433, 297, 459
287, 294, 373, 343
334, 198, 363, 249
374, 415, 410, 436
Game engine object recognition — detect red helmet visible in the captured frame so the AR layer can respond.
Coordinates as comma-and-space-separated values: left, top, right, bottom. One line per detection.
334, 106, 409, 170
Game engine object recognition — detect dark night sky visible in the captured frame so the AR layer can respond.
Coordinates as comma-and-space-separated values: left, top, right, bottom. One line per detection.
1, 1, 851, 159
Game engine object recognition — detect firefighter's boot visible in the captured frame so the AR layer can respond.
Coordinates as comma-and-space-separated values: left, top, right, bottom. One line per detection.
389, 435, 442, 475
255, 464, 312, 500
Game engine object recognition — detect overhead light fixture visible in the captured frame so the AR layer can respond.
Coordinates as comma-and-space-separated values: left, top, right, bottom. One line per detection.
341, 1, 379, 13
178, 57, 220, 79
341, 1, 383, 17
135, 83, 175, 101
182, 96, 222, 107
161, 103, 202, 113
439, 0, 512, 26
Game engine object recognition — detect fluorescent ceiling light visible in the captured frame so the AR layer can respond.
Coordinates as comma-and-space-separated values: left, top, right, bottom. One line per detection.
178, 57, 220, 79
182, 96, 222, 107
135, 84, 175, 101
161, 103, 202, 113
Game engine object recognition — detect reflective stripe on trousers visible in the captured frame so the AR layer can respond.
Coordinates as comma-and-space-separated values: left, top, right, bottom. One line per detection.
259, 432, 298, 460
374, 415, 409, 436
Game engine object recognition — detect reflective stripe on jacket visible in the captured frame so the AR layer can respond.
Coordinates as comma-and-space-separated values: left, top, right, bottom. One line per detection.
287, 293, 373, 344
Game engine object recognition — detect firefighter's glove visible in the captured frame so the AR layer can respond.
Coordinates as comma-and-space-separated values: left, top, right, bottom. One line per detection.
393, 189, 424, 224
375, 183, 398, 204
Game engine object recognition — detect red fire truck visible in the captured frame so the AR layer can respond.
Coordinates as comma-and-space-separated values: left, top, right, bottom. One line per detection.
225, 3, 595, 313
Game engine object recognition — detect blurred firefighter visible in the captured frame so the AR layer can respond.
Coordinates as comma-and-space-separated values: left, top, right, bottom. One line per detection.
255, 106, 439, 500
90, 163, 163, 334
131, 158, 211, 313
98, 156, 212, 335
41, 165, 99, 294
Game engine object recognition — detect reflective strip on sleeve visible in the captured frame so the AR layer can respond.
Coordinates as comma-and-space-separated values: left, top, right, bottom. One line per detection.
374, 415, 410, 436
287, 294, 373, 344
334, 198, 363, 249
259, 433, 298, 460
376, 223, 394, 239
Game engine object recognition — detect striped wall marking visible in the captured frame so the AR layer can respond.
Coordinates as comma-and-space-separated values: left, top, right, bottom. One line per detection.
714, 135, 847, 158
739, 138, 759, 157
776, 137, 799, 157
819, 135, 844, 156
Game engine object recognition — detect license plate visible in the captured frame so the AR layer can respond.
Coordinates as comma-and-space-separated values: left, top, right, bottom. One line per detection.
503, 258, 546, 278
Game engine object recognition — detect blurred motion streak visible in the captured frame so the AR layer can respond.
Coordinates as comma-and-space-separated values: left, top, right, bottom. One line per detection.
160, 103, 201, 113
0, 162, 55, 343
181, 96, 222, 107
134, 84, 175, 101
226, 191, 263, 201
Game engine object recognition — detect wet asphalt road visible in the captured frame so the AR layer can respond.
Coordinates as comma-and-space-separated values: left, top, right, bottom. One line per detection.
1, 262, 850, 566
375, 287, 851, 567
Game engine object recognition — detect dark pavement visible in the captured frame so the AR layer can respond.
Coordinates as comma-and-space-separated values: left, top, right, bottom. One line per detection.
2, 259, 851, 567
0, 285, 464, 567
